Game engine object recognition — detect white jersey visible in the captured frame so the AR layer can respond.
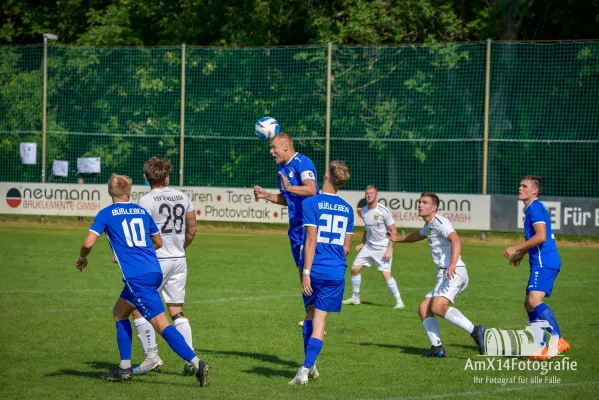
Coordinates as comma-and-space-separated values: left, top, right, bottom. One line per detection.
138, 187, 194, 259
419, 214, 466, 269
361, 203, 394, 249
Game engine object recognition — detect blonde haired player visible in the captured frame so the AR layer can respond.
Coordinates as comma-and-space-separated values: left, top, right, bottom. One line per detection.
131, 157, 200, 376
343, 185, 405, 309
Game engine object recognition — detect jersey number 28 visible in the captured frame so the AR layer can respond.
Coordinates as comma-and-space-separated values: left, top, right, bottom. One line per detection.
159, 203, 186, 234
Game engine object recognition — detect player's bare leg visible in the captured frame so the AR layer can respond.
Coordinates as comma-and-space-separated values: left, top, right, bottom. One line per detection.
430, 296, 485, 355
525, 291, 568, 359
291, 307, 324, 385
167, 304, 196, 375
103, 298, 137, 380
148, 312, 211, 387
342, 265, 363, 305
131, 308, 162, 375
418, 297, 445, 357
380, 270, 404, 309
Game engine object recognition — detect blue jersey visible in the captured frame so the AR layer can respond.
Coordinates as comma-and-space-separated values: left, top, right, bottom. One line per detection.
278, 153, 318, 228
302, 193, 354, 280
90, 202, 162, 280
524, 199, 561, 270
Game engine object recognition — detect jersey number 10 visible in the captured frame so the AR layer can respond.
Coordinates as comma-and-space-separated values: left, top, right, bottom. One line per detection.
317, 214, 348, 245
122, 218, 147, 247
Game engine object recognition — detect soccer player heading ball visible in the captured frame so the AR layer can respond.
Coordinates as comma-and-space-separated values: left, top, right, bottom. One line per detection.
253, 132, 318, 281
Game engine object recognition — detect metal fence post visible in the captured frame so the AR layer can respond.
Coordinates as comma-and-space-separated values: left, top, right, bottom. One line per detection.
325, 42, 332, 169
41, 36, 48, 183
179, 44, 186, 186
482, 38, 492, 195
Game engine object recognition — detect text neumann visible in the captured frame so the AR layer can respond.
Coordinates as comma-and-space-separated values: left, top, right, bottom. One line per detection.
23, 188, 101, 201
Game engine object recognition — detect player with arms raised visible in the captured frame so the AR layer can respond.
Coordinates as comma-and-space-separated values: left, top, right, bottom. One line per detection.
289, 161, 353, 385
254, 133, 318, 281
387, 192, 485, 357
131, 157, 200, 376
503, 176, 570, 359
343, 185, 405, 309
74, 174, 210, 386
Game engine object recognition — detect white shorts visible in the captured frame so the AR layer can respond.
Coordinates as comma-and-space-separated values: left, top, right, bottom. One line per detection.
158, 258, 188, 304
425, 268, 469, 303
352, 245, 392, 272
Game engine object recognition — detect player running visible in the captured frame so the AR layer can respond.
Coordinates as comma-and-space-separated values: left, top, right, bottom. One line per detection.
74, 174, 210, 386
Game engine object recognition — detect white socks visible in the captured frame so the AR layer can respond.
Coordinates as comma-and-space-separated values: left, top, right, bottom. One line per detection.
119, 360, 131, 369
351, 274, 361, 299
134, 317, 158, 359
174, 317, 194, 349
423, 317, 442, 346
385, 277, 402, 304
444, 307, 475, 334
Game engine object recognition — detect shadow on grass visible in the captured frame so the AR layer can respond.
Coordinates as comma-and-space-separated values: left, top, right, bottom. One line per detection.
45, 360, 197, 386
354, 342, 426, 356
199, 349, 300, 368
242, 366, 295, 378
356, 301, 391, 308
46, 360, 126, 380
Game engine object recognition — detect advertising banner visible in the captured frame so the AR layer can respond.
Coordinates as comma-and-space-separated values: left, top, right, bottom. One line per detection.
1, 182, 491, 230
491, 195, 599, 236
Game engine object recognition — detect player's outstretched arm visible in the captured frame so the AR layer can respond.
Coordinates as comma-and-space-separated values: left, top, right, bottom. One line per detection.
387, 230, 426, 243
151, 232, 163, 250
384, 224, 396, 260
503, 223, 547, 259
302, 226, 317, 296
75, 231, 99, 272
344, 232, 353, 257
184, 210, 197, 249
356, 229, 367, 251
253, 185, 288, 206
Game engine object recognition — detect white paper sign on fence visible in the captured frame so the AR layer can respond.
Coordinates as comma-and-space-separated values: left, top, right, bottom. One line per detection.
20, 142, 37, 165
77, 157, 101, 173
52, 160, 69, 177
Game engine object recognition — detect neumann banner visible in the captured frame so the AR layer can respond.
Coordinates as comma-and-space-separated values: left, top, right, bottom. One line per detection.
491, 195, 599, 236
1, 182, 491, 230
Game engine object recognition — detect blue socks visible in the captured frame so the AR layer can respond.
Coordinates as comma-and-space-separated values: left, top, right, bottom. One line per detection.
162, 325, 196, 362
302, 320, 313, 354
116, 320, 132, 361
534, 303, 561, 337
302, 337, 323, 369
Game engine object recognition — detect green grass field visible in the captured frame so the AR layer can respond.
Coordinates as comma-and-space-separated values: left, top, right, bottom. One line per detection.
1, 224, 598, 399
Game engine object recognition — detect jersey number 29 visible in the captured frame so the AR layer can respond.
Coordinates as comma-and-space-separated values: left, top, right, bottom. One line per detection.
317, 214, 348, 245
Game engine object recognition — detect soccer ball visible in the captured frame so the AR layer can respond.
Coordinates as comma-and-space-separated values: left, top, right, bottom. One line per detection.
255, 117, 280, 140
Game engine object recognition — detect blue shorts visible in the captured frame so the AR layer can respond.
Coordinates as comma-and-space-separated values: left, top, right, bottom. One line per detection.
289, 224, 305, 267
526, 268, 559, 297
290, 241, 304, 267
303, 278, 345, 313
120, 272, 164, 320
